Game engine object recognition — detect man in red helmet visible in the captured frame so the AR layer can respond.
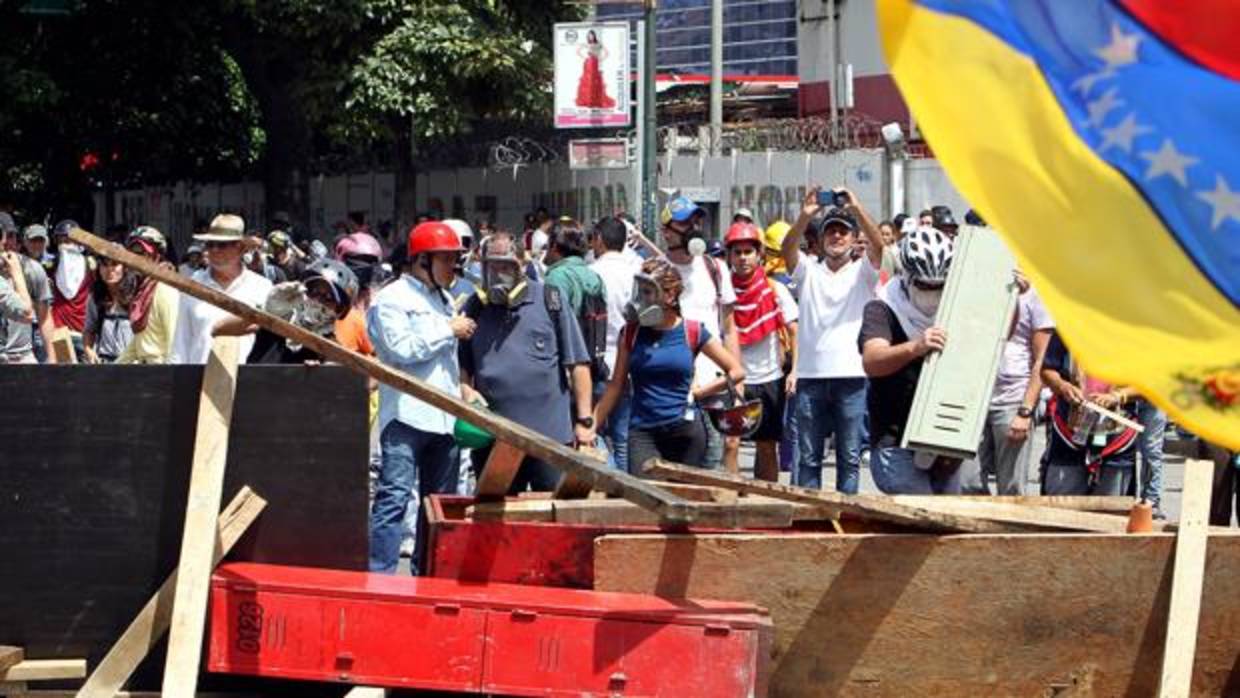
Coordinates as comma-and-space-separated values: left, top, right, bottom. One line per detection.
724, 221, 799, 480
367, 221, 476, 574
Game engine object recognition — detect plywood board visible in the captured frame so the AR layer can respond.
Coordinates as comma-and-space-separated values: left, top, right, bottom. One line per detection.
1159, 461, 1214, 696
0, 365, 367, 685
595, 532, 1240, 697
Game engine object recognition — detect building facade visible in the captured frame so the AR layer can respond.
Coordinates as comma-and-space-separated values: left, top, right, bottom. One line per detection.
596, 0, 799, 77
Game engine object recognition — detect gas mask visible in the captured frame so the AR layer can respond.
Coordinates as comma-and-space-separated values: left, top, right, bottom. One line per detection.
909, 285, 943, 317
480, 257, 526, 307
623, 273, 666, 328
295, 296, 338, 336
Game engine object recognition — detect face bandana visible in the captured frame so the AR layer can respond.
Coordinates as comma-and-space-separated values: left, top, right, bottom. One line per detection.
623, 273, 666, 327
55, 243, 87, 298
909, 285, 943, 317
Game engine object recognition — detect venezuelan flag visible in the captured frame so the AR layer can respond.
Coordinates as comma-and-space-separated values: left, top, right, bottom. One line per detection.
879, 0, 1240, 449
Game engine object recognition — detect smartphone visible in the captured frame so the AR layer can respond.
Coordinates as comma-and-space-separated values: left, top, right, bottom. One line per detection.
816, 190, 834, 207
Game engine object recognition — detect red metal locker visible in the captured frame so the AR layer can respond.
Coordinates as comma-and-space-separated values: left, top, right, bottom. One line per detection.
208, 563, 771, 696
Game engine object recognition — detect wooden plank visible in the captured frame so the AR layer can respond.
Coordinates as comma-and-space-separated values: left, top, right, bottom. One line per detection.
161, 337, 239, 698
76, 487, 267, 698
889, 495, 1150, 533
648, 481, 740, 504
50, 326, 77, 364
552, 471, 595, 499
1158, 460, 1214, 697
641, 459, 1017, 533
594, 531, 1240, 697
0, 648, 23, 674
1, 660, 86, 681
0, 681, 25, 696
475, 441, 526, 499
69, 227, 694, 524
893, 494, 1133, 513
466, 499, 556, 522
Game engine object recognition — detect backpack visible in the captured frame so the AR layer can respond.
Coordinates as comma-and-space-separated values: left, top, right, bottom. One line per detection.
575, 286, 610, 383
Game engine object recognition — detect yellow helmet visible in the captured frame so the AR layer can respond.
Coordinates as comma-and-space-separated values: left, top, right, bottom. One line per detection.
763, 221, 791, 252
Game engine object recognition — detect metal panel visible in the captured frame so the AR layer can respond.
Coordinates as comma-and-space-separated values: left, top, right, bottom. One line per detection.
901, 226, 1018, 459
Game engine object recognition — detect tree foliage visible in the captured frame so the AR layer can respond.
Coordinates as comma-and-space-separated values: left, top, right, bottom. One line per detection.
0, 0, 581, 220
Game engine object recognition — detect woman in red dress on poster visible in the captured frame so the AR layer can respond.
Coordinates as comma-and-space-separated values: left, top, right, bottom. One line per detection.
576, 30, 616, 109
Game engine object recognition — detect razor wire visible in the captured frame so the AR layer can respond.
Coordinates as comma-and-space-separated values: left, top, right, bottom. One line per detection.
488, 136, 566, 170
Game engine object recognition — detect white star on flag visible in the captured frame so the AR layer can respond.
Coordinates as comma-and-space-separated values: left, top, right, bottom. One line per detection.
1094, 23, 1141, 69
1196, 175, 1240, 231
1099, 113, 1151, 153
1071, 68, 1115, 96
1086, 88, 1123, 127
1139, 139, 1198, 187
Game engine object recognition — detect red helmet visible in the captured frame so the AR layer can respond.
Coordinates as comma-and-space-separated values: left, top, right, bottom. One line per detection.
407, 221, 463, 257
724, 221, 762, 247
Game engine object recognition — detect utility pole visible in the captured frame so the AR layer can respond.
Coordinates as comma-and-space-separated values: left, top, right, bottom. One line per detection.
709, 0, 723, 156
641, 0, 658, 236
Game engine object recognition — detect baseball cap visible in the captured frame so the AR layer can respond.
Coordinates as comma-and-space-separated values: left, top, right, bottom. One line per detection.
813, 207, 857, 233
660, 195, 701, 225
931, 205, 958, 229
0, 213, 16, 235
733, 207, 755, 223
23, 224, 49, 241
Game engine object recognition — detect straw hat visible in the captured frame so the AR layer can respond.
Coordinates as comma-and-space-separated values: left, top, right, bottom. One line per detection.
195, 213, 246, 242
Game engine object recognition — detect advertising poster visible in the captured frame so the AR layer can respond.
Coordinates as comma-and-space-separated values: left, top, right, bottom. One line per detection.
554, 22, 630, 129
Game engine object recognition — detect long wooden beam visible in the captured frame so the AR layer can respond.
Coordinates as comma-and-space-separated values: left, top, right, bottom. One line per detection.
69, 227, 694, 524
642, 459, 1013, 533
643, 460, 1167, 534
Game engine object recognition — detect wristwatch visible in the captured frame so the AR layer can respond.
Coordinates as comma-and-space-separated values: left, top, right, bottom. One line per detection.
575, 416, 595, 429
1016, 406, 1034, 419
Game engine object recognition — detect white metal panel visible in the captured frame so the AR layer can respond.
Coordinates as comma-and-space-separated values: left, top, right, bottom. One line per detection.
901, 226, 1018, 459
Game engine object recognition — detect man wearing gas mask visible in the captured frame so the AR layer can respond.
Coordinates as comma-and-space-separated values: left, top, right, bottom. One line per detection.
458, 235, 595, 493
659, 195, 740, 470
367, 221, 475, 574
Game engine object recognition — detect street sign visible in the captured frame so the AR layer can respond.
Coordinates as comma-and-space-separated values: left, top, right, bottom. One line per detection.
568, 139, 631, 170
554, 22, 631, 129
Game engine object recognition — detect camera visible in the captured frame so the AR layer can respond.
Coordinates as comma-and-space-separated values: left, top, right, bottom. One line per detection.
818, 189, 851, 208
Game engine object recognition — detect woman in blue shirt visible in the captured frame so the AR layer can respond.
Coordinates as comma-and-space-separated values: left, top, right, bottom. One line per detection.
594, 260, 745, 473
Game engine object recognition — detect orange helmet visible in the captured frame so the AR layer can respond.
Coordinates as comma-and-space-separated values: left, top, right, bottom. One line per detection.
724, 221, 762, 248
407, 221, 463, 257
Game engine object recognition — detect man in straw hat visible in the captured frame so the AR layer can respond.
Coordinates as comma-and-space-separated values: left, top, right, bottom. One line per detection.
170, 213, 272, 363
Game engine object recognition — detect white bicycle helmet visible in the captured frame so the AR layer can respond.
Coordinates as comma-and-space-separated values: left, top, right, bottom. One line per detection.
899, 225, 954, 285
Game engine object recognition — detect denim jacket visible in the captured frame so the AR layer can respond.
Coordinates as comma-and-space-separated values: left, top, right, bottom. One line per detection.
367, 275, 460, 435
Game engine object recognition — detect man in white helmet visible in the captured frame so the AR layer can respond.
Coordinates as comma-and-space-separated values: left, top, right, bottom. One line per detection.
859, 225, 958, 494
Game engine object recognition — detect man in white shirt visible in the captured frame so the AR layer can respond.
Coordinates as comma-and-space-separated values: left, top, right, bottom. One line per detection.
589, 216, 642, 471
661, 195, 740, 469
170, 213, 273, 364
782, 187, 885, 493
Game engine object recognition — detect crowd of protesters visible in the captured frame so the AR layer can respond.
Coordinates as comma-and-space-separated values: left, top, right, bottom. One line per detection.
2, 189, 1236, 575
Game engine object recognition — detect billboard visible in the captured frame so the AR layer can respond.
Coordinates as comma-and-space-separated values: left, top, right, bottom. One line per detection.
568, 138, 630, 170
554, 22, 630, 129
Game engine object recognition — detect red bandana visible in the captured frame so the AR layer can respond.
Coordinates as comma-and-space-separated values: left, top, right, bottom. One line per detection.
731, 267, 785, 346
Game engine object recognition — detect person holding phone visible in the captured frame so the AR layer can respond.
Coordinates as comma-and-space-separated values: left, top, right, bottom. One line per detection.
781, 187, 886, 493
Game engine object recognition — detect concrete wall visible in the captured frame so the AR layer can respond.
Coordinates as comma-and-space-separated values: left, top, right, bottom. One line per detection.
95, 148, 966, 252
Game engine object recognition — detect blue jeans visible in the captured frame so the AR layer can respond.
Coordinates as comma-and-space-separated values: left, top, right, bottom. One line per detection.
369, 421, 458, 575
795, 377, 865, 493
1137, 402, 1167, 507
872, 446, 962, 494
594, 382, 631, 471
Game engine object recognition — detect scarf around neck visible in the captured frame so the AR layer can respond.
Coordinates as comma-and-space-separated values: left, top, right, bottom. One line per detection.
731, 267, 785, 346
882, 278, 937, 340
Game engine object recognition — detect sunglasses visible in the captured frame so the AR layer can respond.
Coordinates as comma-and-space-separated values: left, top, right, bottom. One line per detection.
910, 279, 944, 291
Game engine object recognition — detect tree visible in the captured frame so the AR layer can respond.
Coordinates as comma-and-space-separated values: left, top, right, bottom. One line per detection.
337, 0, 581, 233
